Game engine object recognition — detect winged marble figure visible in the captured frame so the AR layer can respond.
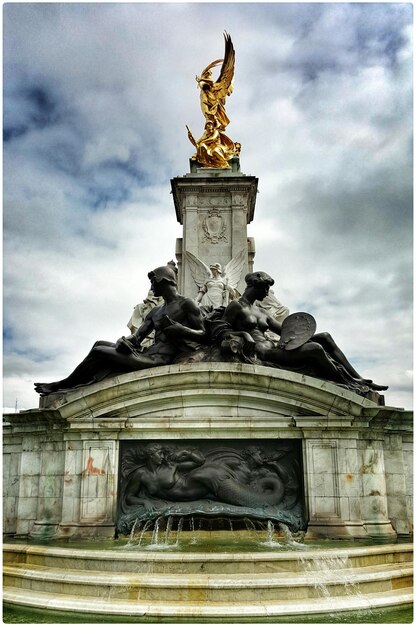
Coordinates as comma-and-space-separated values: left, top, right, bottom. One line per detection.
185, 249, 247, 309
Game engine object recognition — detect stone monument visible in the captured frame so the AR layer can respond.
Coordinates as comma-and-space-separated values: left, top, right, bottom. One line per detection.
3, 33, 413, 548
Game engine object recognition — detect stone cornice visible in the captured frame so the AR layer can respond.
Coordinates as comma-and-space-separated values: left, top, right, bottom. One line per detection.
171, 175, 258, 224
36, 363, 381, 421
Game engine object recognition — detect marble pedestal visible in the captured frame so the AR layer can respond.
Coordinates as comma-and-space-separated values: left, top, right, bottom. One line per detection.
171, 162, 258, 297
3, 364, 413, 540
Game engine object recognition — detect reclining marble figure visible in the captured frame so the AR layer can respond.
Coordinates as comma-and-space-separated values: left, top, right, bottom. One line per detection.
34, 265, 207, 396
218, 271, 387, 394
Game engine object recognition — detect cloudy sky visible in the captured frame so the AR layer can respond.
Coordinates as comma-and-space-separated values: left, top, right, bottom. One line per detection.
4, 2, 412, 411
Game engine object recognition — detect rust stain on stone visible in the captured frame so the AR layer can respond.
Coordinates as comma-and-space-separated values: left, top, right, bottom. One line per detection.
345, 474, 353, 481
82, 456, 105, 476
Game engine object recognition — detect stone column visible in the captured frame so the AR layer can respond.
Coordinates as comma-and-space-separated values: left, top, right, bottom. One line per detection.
29, 434, 66, 539
14, 436, 41, 536
303, 437, 366, 538
383, 434, 411, 536
358, 438, 397, 538
3, 411, 67, 538
402, 434, 413, 534
58, 430, 120, 539
3, 430, 22, 536
171, 164, 258, 298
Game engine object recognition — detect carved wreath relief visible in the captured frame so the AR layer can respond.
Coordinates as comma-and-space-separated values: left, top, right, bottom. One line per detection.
202, 208, 227, 243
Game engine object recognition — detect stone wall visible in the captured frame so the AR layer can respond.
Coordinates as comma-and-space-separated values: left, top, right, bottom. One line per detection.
3, 364, 413, 540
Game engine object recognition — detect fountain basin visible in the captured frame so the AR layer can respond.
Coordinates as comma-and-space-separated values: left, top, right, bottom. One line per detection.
3, 541, 413, 619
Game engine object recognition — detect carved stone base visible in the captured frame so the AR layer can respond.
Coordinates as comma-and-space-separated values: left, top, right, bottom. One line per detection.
305, 520, 369, 540
3, 363, 413, 541
171, 167, 258, 297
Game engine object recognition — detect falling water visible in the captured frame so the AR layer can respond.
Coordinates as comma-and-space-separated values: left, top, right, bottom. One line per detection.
261, 519, 281, 547
279, 522, 305, 547
128, 518, 140, 544
243, 517, 256, 531
189, 517, 197, 544
150, 516, 162, 546
243, 517, 256, 541
138, 519, 152, 546
267, 520, 274, 542
297, 552, 365, 616
175, 517, 184, 546
164, 516, 174, 545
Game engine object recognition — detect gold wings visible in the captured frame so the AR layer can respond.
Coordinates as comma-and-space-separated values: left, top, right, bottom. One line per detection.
199, 32, 235, 97
214, 32, 235, 97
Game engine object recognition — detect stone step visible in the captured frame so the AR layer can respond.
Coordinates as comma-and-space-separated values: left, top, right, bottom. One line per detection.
3, 585, 413, 618
3, 561, 413, 603
4, 542, 413, 575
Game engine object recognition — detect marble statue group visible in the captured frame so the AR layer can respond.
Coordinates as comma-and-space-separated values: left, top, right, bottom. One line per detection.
34, 32, 386, 398
35, 264, 387, 397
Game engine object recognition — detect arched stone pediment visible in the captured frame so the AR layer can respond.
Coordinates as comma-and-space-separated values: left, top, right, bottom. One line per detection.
39, 362, 380, 425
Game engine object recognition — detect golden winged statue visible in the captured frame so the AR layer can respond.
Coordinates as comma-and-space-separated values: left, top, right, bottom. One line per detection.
187, 32, 241, 168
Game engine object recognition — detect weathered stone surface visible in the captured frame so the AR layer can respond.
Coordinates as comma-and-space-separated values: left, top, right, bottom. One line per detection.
3, 364, 413, 539
172, 170, 258, 297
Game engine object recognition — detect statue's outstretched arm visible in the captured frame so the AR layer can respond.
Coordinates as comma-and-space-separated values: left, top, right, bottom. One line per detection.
114, 317, 154, 354
266, 315, 282, 336
133, 317, 154, 344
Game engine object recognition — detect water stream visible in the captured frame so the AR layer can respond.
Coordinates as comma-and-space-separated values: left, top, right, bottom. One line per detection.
119, 516, 308, 551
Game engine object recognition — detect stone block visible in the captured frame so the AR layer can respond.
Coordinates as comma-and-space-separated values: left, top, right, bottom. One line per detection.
344, 450, 360, 474
3, 497, 17, 532
349, 497, 362, 521
16, 497, 38, 521
80, 496, 111, 522
19, 475, 39, 499
361, 494, 388, 520
362, 474, 386, 497
19, 451, 41, 476
313, 496, 339, 517
394, 519, 411, 535
38, 497, 63, 522
360, 447, 384, 475
308, 440, 337, 475
15, 519, 31, 535
385, 473, 405, 496
4, 475, 20, 498
311, 473, 325, 496
339, 496, 350, 520
340, 472, 360, 497
38, 474, 63, 498
387, 495, 408, 520
383, 452, 406, 475
41, 453, 65, 476
323, 473, 337, 497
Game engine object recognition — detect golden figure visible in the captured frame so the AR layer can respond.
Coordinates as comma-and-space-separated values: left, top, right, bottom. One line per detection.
187, 32, 240, 168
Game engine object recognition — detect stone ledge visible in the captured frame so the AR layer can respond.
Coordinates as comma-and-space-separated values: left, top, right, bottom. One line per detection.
32, 363, 383, 423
